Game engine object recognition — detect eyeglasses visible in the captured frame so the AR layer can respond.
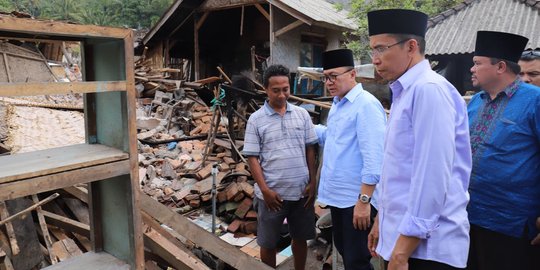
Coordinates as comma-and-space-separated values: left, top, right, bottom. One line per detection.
521, 50, 540, 57
369, 39, 409, 58
321, 68, 354, 83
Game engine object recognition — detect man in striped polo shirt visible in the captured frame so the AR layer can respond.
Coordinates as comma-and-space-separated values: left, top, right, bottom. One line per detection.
243, 64, 318, 269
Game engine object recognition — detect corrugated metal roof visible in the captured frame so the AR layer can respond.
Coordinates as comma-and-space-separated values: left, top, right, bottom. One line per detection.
426, 0, 540, 56
273, 0, 357, 30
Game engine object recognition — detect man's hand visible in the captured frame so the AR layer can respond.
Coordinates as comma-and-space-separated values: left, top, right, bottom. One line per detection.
532, 217, 540, 245
353, 200, 371, 230
368, 215, 379, 257
261, 188, 283, 212
303, 181, 316, 208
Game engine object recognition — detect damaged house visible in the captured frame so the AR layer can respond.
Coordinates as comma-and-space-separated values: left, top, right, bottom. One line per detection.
138, 0, 356, 91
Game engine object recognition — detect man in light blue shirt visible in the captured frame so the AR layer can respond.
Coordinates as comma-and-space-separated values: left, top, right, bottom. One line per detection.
367, 9, 472, 270
315, 48, 386, 270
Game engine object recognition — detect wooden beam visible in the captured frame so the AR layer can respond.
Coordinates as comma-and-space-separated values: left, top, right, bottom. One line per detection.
32, 195, 58, 265
268, 0, 313, 26
0, 81, 127, 97
140, 194, 273, 270
62, 186, 88, 204
0, 202, 19, 256
274, 20, 304, 38
254, 3, 270, 21
196, 12, 210, 31
0, 159, 130, 201
124, 30, 146, 270
0, 193, 59, 226
144, 229, 210, 270
2, 53, 12, 83
143, 0, 186, 44
0, 16, 129, 39
194, 14, 200, 81
167, 10, 195, 39
41, 210, 90, 238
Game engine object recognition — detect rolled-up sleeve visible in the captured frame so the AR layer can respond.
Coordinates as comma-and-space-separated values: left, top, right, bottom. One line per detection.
242, 115, 260, 157
314, 124, 327, 146
355, 99, 386, 185
397, 83, 455, 239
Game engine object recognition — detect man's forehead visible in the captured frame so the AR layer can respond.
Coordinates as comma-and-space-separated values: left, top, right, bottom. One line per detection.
323, 66, 349, 74
473, 56, 490, 62
369, 34, 396, 45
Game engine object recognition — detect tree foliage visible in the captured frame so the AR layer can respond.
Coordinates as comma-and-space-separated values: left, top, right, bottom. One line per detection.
0, 0, 173, 29
348, 0, 461, 61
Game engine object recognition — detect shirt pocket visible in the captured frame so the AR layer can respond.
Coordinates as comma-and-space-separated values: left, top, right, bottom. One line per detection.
335, 115, 355, 145
388, 115, 413, 152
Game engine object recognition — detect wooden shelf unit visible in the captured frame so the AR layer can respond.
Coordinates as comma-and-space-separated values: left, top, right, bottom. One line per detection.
0, 17, 144, 269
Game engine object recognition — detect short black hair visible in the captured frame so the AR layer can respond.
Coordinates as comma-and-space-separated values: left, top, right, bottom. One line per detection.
489, 57, 521, 75
520, 50, 540, 62
389, 33, 426, 55
263, 64, 290, 88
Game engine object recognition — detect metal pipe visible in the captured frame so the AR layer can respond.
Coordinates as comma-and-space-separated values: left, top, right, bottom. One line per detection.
211, 162, 219, 234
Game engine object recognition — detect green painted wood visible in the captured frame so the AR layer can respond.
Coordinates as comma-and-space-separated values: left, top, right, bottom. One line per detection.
83, 38, 136, 267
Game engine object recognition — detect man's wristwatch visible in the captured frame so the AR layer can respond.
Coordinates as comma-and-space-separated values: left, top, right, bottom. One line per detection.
358, 194, 371, 204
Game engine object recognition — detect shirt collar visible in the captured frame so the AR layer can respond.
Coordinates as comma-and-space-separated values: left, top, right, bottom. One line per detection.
479, 78, 522, 100
263, 100, 292, 115
389, 60, 431, 99
332, 83, 363, 105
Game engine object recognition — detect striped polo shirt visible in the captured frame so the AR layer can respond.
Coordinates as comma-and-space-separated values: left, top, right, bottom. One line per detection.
243, 101, 318, 201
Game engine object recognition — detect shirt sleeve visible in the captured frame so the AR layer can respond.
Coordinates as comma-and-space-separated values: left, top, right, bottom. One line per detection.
397, 83, 456, 239
242, 114, 261, 157
355, 98, 386, 185
303, 110, 318, 145
314, 124, 327, 146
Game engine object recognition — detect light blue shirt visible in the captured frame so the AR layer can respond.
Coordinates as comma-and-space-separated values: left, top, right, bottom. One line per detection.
243, 101, 318, 201
315, 84, 386, 209
376, 60, 472, 268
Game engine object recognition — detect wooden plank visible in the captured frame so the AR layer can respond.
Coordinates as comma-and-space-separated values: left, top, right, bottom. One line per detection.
124, 30, 146, 270
274, 20, 304, 38
140, 194, 273, 270
63, 197, 90, 225
42, 252, 130, 270
52, 238, 82, 262
2, 53, 11, 83
0, 81, 127, 97
0, 144, 128, 184
41, 211, 90, 238
144, 229, 209, 270
196, 12, 210, 31
255, 3, 270, 21
62, 186, 88, 204
0, 159, 130, 201
2, 255, 14, 270
0, 16, 129, 39
0, 202, 18, 256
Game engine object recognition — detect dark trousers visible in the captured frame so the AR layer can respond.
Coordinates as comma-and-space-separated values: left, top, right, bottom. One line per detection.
467, 224, 540, 270
330, 205, 376, 270
384, 259, 463, 270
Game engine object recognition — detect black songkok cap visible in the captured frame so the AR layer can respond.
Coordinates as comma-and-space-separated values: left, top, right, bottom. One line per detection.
474, 31, 529, 63
322, 49, 354, 70
367, 9, 428, 37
